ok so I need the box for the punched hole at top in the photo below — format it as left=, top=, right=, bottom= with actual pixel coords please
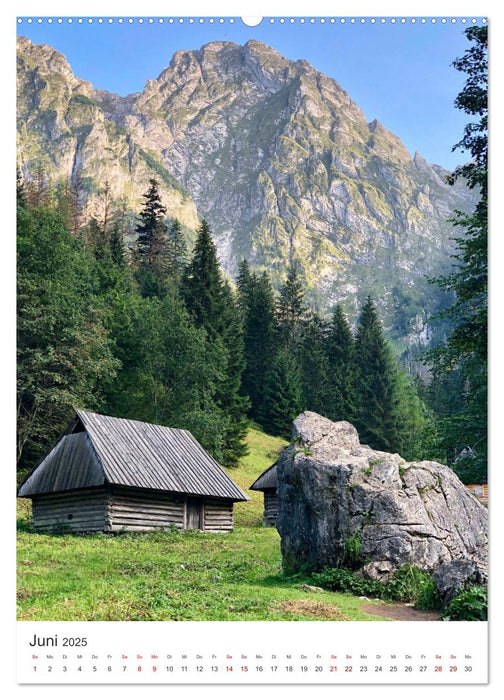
left=241, top=17, right=263, bottom=26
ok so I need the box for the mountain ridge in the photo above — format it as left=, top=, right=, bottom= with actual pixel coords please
left=16, top=35, right=475, bottom=336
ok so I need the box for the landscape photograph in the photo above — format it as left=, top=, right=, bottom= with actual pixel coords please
left=16, top=16, right=488, bottom=623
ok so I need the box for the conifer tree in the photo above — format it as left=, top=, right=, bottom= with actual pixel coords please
left=16, top=167, right=26, bottom=207
left=240, top=269, right=277, bottom=420
left=276, top=264, right=307, bottom=346
left=326, top=304, right=356, bottom=422
left=236, top=258, right=253, bottom=311
left=109, top=220, right=126, bottom=268
left=354, top=296, right=402, bottom=452
left=183, top=219, right=224, bottom=337
left=135, top=178, right=168, bottom=268
left=425, top=26, right=487, bottom=480
left=260, top=348, right=303, bottom=440
left=183, top=219, right=248, bottom=465
left=135, top=179, right=169, bottom=297
left=297, top=312, right=331, bottom=415
left=165, top=218, right=187, bottom=285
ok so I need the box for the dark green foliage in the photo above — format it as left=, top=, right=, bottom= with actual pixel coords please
left=102, top=290, right=233, bottom=463
left=183, top=219, right=225, bottom=338
left=17, top=204, right=119, bottom=470
left=260, top=348, right=303, bottom=440
left=311, top=565, right=440, bottom=607
left=425, top=26, right=487, bottom=481
left=297, top=313, right=331, bottom=415
left=342, top=533, right=362, bottom=569
left=16, top=167, right=26, bottom=206
left=353, top=296, right=402, bottom=451
left=239, top=268, right=277, bottom=421
left=109, top=220, right=126, bottom=267
left=183, top=220, right=249, bottom=465
left=236, top=258, right=253, bottom=308
left=443, top=585, right=487, bottom=621
left=165, top=218, right=187, bottom=285
left=276, top=264, right=307, bottom=346
left=326, top=304, right=356, bottom=422
left=135, top=179, right=169, bottom=297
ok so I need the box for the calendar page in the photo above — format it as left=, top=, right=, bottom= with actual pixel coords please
left=13, top=1, right=490, bottom=691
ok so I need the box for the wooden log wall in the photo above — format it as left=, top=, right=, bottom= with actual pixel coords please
left=263, top=491, right=278, bottom=526
left=31, top=488, right=236, bottom=533
left=108, top=487, right=185, bottom=532
left=32, top=489, right=109, bottom=532
left=203, top=498, right=234, bottom=532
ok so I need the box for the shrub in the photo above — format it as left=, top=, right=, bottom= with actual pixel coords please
left=444, top=586, right=488, bottom=621
left=342, top=533, right=362, bottom=569
left=311, top=564, right=441, bottom=608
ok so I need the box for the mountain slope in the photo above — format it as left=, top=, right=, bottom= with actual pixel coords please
left=17, top=35, right=475, bottom=334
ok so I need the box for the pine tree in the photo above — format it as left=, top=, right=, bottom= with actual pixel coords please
left=326, top=304, right=356, bottom=422
left=260, top=348, right=303, bottom=440
left=354, top=296, right=402, bottom=452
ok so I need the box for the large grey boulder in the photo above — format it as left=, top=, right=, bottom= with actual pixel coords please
left=276, top=412, right=488, bottom=583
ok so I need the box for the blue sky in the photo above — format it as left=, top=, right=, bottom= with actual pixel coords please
left=17, top=16, right=486, bottom=170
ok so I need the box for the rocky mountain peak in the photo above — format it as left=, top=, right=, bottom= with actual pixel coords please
left=17, top=35, right=477, bottom=335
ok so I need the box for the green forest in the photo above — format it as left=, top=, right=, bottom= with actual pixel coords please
left=16, top=26, right=487, bottom=486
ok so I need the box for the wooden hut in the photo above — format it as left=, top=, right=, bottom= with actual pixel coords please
left=18, top=410, right=248, bottom=533
left=250, top=462, right=279, bottom=526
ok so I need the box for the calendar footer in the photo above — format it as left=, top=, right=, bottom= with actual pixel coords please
left=17, top=620, right=488, bottom=684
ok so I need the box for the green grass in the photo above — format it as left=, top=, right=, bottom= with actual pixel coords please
left=16, top=426, right=389, bottom=622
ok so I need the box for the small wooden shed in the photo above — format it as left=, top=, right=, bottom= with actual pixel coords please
left=250, top=462, right=279, bottom=526
left=18, top=410, right=248, bottom=533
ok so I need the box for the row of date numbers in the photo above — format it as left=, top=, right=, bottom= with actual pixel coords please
left=32, top=664, right=474, bottom=673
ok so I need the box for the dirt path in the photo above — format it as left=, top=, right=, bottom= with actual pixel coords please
left=360, top=601, right=442, bottom=621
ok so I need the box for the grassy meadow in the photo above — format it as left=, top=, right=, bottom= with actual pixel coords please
left=16, top=427, right=390, bottom=622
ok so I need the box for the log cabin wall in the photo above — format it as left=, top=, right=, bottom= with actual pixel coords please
left=203, top=498, right=234, bottom=532
left=263, top=490, right=279, bottom=526
left=31, top=489, right=109, bottom=532
left=108, top=487, right=185, bottom=532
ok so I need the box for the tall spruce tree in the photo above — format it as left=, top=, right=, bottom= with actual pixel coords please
left=276, top=264, right=307, bottom=346
left=297, top=312, right=331, bottom=415
left=260, top=348, right=303, bottom=440
left=354, top=296, right=402, bottom=452
left=109, top=220, right=126, bottom=268
left=326, top=304, right=356, bottom=422
left=240, top=269, right=277, bottom=420
left=183, top=219, right=248, bottom=465
left=425, top=26, right=487, bottom=481
left=165, top=218, right=187, bottom=285
left=135, top=179, right=168, bottom=297
left=183, top=219, right=224, bottom=337
left=236, top=258, right=253, bottom=312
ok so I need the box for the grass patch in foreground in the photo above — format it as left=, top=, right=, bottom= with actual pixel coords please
left=17, top=523, right=385, bottom=622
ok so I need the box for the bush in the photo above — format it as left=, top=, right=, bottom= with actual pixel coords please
left=444, top=586, right=488, bottom=621
left=311, top=564, right=441, bottom=608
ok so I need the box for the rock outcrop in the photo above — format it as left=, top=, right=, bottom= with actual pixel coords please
left=276, top=412, right=488, bottom=583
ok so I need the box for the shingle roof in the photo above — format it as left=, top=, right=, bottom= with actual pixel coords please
left=18, top=411, right=248, bottom=501
left=249, top=462, right=278, bottom=491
